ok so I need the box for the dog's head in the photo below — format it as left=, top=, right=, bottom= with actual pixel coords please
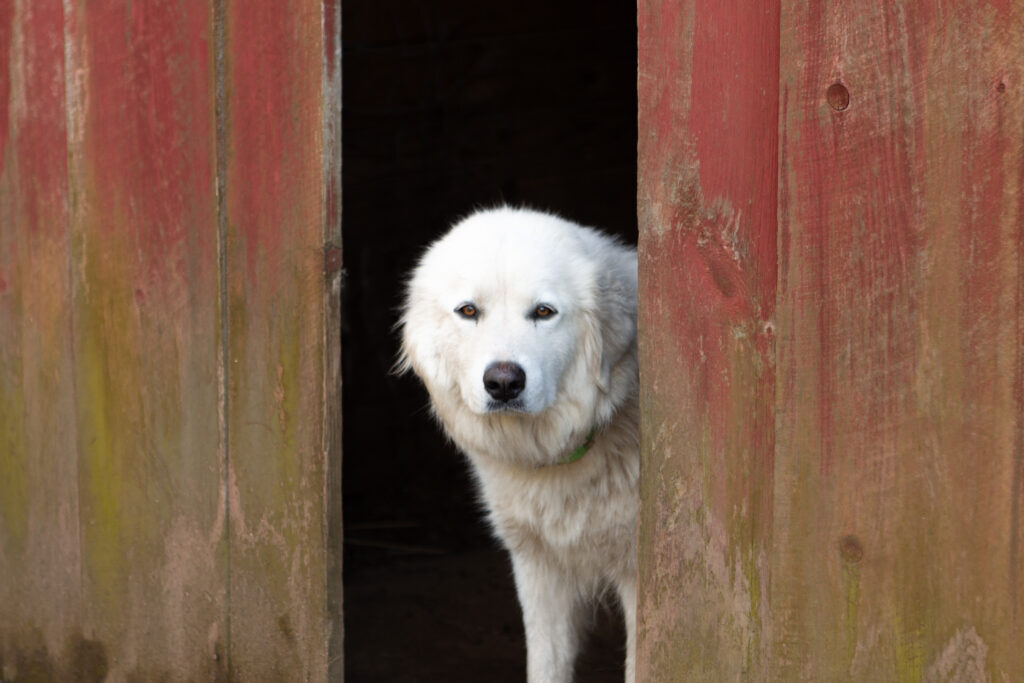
left=398, top=207, right=636, bottom=426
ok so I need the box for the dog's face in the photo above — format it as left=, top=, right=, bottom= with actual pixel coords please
left=431, top=255, right=580, bottom=416
left=400, top=211, right=597, bottom=416
left=398, top=208, right=637, bottom=465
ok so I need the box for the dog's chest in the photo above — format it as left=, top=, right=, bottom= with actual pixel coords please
left=477, top=465, right=637, bottom=577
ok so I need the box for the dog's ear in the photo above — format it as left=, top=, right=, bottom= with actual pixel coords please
left=585, top=251, right=637, bottom=392
left=392, top=308, right=442, bottom=382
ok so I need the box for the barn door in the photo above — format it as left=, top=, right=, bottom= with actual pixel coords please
left=0, top=1, right=342, bottom=679
left=638, top=1, right=1024, bottom=679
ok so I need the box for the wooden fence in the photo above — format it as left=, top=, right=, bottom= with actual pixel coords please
left=638, top=0, right=1023, bottom=679
left=0, top=1, right=341, bottom=680
left=4, top=0, right=1023, bottom=680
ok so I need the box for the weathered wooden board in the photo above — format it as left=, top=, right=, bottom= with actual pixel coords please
left=0, top=1, right=85, bottom=677
left=0, top=2, right=224, bottom=678
left=773, top=1, right=1024, bottom=678
left=638, top=0, right=1024, bottom=679
left=67, top=1, right=227, bottom=677
left=0, top=1, right=341, bottom=679
left=637, top=0, right=780, bottom=679
left=222, top=0, right=342, bottom=678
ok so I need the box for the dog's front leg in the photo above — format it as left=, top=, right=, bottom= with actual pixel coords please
left=510, top=553, right=581, bottom=683
left=616, top=576, right=636, bottom=683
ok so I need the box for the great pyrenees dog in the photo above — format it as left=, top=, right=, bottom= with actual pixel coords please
left=397, top=206, right=638, bottom=682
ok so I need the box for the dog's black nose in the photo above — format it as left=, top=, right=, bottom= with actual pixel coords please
left=483, top=362, right=526, bottom=402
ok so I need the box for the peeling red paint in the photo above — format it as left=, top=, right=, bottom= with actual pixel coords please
left=641, top=0, right=1024, bottom=679
left=787, top=2, right=925, bottom=478
left=11, top=1, right=67, bottom=239
left=638, top=0, right=778, bottom=678
left=0, top=0, right=225, bottom=678
left=772, top=1, right=1024, bottom=679
left=690, top=0, right=780, bottom=299
left=227, top=1, right=321, bottom=287
left=3, top=1, right=339, bottom=679
left=1, top=0, right=78, bottom=675
left=223, top=1, right=335, bottom=678
left=81, top=1, right=214, bottom=281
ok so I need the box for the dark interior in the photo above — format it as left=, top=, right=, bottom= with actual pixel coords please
left=342, top=2, right=637, bottom=679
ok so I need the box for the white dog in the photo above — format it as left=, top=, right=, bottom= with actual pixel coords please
left=397, top=207, right=638, bottom=682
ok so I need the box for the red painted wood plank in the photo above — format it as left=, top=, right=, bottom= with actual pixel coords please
left=637, top=0, right=780, bottom=677
left=0, top=1, right=82, bottom=672
left=1, top=1, right=226, bottom=677
left=61, top=1, right=225, bottom=678
left=222, top=0, right=340, bottom=677
left=774, top=1, right=1024, bottom=677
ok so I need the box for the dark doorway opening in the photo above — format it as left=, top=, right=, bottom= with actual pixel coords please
left=342, top=2, right=637, bottom=679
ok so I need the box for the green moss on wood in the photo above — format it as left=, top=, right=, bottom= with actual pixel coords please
left=0, top=359, right=29, bottom=552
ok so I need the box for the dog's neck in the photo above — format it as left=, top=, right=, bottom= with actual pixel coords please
left=559, top=428, right=596, bottom=465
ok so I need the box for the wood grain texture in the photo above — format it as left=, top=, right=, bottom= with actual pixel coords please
left=1, top=2, right=225, bottom=678
left=637, top=0, right=780, bottom=678
left=0, top=1, right=341, bottom=678
left=639, top=0, right=1024, bottom=679
left=222, top=0, right=339, bottom=678
left=774, top=1, right=1024, bottom=678
left=0, top=1, right=84, bottom=676
left=65, top=2, right=224, bottom=677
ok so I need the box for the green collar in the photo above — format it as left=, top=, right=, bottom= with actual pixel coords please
left=561, top=429, right=596, bottom=464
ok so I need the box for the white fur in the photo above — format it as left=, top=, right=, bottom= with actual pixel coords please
left=398, top=207, right=638, bottom=683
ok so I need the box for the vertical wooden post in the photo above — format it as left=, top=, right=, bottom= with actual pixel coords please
left=0, top=1, right=91, bottom=674
left=639, top=0, right=1024, bottom=679
left=637, top=0, right=780, bottom=678
left=222, top=0, right=342, bottom=678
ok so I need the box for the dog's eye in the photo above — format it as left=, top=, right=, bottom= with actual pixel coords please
left=531, top=304, right=557, bottom=320
left=455, top=303, right=478, bottom=319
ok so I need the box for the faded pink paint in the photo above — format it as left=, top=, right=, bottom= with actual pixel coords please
left=227, top=1, right=317, bottom=286
left=81, top=1, right=214, bottom=280
left=12, top=2, right=66, bottom=243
